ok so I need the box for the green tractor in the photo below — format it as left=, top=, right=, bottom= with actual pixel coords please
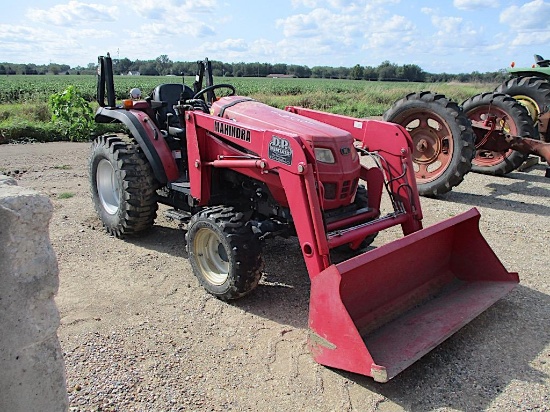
left=496, top=54, right=550, bottom=144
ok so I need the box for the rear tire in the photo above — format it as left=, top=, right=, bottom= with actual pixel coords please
left=495, top=76, right=550, bottom=142
left=186, top=206, right=263, bottom=300
left=462, top=92, right=539, bottom=175
left=89, top=134, right=159, bottom=237
left=383, top=92, right=475, bottom=196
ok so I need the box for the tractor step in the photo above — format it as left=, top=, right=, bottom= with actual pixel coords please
left=168, top=181, right=191, bottom=193
left=165, top=208, right=192, bottom=224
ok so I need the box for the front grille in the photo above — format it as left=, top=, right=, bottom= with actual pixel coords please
left=340, top=179, right=358, bottom=199
left=324, top=183, right=337, bottom=200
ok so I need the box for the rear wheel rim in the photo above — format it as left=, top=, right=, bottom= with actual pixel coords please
left=193, top=228, right=229, bottom=285
left=513, top=94, right=540, bottom=122
left=97, top=159, right=120, bottom=215
left=396, top=109, right=454, bottom=183
left=467, top=108, right=516, bottom=167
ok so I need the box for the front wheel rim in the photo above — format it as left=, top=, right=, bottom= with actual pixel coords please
left=193, top=228, right=229, bottom=285
left=96, top=159, right=120, bottom=215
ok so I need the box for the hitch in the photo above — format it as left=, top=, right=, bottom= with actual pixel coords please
left=471, top=118, right=550, bottom=165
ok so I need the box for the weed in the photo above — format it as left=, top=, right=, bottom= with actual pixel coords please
left=58, top=192, right=75, bottom=199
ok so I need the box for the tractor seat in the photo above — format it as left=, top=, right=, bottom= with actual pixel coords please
left=534, top=54, right=550, bottom=67
left=151, top=83, right=194, bottom=127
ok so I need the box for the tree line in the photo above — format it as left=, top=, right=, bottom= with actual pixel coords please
left=0, top=55, right=508, bottom=83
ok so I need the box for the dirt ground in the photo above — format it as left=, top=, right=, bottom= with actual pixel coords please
left=1, top=141, right=549, bottom=411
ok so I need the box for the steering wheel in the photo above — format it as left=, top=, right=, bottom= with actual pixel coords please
left=192, top=84, right=236, bottom=101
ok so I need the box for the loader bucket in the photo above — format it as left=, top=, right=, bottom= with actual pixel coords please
left=308, top=208, right=519, bottom=383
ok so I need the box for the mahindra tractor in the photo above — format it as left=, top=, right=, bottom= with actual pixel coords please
left=91, top=54, right=518, bottom=382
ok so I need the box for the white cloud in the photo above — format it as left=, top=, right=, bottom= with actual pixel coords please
left=203, top=38, right=249, bottom=53
left=363, top=15, right=416, bottom=49
left=275, top=2, right=418, bottom=66
left=429, top=8, right=482, bottom=41
left=26, top=1, right=117, bottom=26
left=291, top=0, right=319, bottom=7
left=500, top=0, right=550, bottom=49
left=454, top=0, right=499, bottom=10
left=500, top=0, right=550, bottom=30
left=276, top=10, right=325, bottom=38
left=119, top=0, right=217, bottom=20
left=0, top=23, right=82, bottom=63
left=510, top=30, right=550, bottom=46
left=116, top=0, right=217, bottom=37
left=134, top=21, right=214, bottom=38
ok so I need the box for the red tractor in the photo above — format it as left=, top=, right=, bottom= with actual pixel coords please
left=383, top=91, right=550, bottom=196
left=91, top=54, right=518, bottom=382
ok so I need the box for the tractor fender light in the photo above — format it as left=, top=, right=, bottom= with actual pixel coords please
left=122, top=99, right=133, bottom=109
left=511, top=61, right=515, bottom=68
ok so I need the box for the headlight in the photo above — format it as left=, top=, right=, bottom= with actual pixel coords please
left=315, top=148, right=335, bottom=164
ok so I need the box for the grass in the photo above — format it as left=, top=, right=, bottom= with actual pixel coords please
left=0, top=75, right=498, bottom=143
left=57, top=192, right=75, bottom=199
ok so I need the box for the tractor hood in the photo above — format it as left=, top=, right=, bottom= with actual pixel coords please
left=211, top=96, right=360, bottom=210
left=211, top=96, right=352, bottom=145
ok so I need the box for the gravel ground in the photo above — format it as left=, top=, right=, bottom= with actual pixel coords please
left=0, top=141, right=549, bottom=412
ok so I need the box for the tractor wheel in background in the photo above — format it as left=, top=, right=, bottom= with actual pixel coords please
left=383, top=91, right=475, bottom=197
left=186, top=206, right=263, bottom=301
left=462, top=92, right=539, bottom=175
left=495, top=76, right=550, bottom=142
left=89, top=134, right=159, bottom=237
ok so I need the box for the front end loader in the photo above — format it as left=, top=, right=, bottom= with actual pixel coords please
left=91, top=54, right=519, bottom=382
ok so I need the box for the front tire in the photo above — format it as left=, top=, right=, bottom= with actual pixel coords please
left=462, top=92, right=539, bottom=175
left=186, top=206, right=263, bottom=300
left=89, top=134, right=159, bottom=237
left=383, top=92, right=475, bottom=196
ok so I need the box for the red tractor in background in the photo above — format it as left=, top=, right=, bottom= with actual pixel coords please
left=383, top=90, right=550, bottom=196
left=90, top=54, right=518, bottom=382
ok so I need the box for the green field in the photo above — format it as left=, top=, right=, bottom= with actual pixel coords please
left=0, top=74, right=496, bottom=142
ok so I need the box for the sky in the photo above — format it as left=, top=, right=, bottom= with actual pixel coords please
left=1, top=0, right=550, bottom=74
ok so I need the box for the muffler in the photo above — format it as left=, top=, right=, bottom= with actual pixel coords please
left=308, top=208, right=519, bottom=382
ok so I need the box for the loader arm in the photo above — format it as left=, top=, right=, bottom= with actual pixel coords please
left=286, top=106, right=423, bottom=233
left=184, top=109, right=425, bottom=277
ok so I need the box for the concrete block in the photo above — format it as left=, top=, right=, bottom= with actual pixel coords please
left=0, top=176, right=68, bottom=412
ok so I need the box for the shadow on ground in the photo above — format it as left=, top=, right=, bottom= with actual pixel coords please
left=439, top=167, right=550, bottom=216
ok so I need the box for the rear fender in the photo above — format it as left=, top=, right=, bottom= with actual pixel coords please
left=95, top=107, right=179, bottom=183
left=508, top=67, right=550, bottom=79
